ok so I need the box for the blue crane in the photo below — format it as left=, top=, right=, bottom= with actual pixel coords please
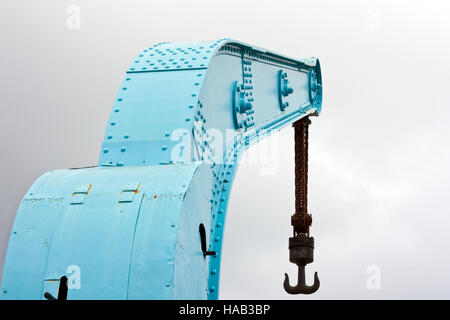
left=1, top=39, right=323, bottom=299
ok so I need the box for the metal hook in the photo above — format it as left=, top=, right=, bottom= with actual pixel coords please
left=44, top=276, right=68, bottom=300
left=284, top=264, right=320, bottom=295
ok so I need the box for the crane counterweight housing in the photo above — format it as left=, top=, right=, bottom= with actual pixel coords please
left=1, top=39, right=323, bottom=300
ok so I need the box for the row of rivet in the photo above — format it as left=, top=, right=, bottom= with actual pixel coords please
left=207, top=135, right=248, bottom=295
left=241, top=57, right=255, bottom=129
left=128, top=39, right=230, bottom=72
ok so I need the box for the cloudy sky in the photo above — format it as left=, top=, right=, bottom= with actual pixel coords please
left=1, top=0, right=449, bottom=299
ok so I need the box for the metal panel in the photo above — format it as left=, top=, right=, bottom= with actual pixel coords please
left=43, top=191, right=144, bottom=299
left=0, top=194, right=65, bottom=298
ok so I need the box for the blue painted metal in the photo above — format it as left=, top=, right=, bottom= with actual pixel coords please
left=1, top=39, right=322, bottom=300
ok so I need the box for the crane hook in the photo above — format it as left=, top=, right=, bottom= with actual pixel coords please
left=284, top=264, right=320, bottom=295
left=283, top=235, right=320, bottom=295
left=284, top=118, right=320, bottom=295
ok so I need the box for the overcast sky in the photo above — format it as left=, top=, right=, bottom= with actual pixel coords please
left=1, top=0, right=450, bottom=299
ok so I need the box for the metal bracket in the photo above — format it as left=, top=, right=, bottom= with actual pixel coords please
left=309, top=68, right=322, bottom=110
left=278, top=69, right=294, bottom=111
left=232, top=81, right=254, bottom=130
left=232, top=57, right=256, bottom=131
left=119, top=183, right=141, bottom=203
left=70, top=184, right=92, bottom=205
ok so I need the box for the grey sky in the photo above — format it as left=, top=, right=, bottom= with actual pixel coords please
left=1, top=0, right=449, bottom=299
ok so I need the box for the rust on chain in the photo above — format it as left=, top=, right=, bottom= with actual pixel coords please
left=284, top=116, right=320, bottom=295
left=291, top=117, right=312, bottom=237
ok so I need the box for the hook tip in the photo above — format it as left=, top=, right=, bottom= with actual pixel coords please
left=313, top=271, right=320, bottom=286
